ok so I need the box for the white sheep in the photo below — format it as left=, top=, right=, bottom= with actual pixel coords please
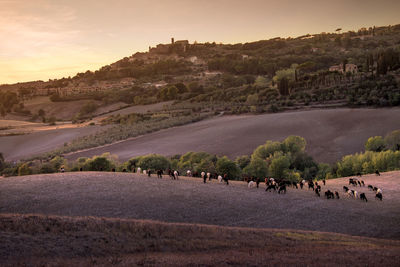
left=248, top=181, right=255, bottom=188
left=137, top=167, right=141, bottom=173
left=376, top=188, right=382, bottom=194
left=186, top=170, right=192, bottom=177
left=207, top=172, right=211, bottom=180
left=174, top=170, right=179, bottom=179
left=218, top=175, right=223, bottom=183
left=201, top=171, right=205, bottom=179
left=143, top=169, right=147, bottom=175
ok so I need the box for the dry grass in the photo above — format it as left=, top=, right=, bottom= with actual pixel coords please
left=1, top=213, right=399, bottom=266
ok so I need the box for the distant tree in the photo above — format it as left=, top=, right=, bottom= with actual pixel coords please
left=365, top=136, right=385, bottom=152
left=18, top=163, right=31, bottom=176
left=216, top=156, right=241, bottom=180
left=268, top=153, right=290, bottom=179
left=384, top=130, right=400, bottom=151
left=243, top=157, right=268, bottom=178
left=137, top=154, right=171, bottom=170
left=235, top=155, right=251, bottom=170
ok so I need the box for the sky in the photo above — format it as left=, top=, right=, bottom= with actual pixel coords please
left=1, top=0, right=399, bottom=84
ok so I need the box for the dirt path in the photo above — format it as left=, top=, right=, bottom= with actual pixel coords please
left=1, top=171, right=399, bottom=239
left=65, top=107, right=400, bottom=163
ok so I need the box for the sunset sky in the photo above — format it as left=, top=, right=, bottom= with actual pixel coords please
left=1, top=0, right=399, bottom=84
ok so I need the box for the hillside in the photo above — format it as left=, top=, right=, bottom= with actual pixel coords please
left=1, top=213, right=399, bottom=266
left=1, top=24, right=400, bottom=123
left=1, top=171, right=399, bottom=239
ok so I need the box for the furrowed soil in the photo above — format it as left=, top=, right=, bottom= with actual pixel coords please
left=64, top=107, right=400, bottom=163
left=0, top=171, right=399, bottom=266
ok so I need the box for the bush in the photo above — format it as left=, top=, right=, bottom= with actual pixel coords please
left=18, top=163, right=32, bottom=176
left=216, top=156, right=241, bottom=180
left=365, top=136, right=385, bottom=152
left=82, top=156, right=115, bottom=171
left=137, top=154, right=170, bottom=170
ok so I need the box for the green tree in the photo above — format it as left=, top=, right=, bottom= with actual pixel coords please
left=384, top=130, right=400, bottom=151
left=137, top=154, right=171, bottom=170
left=235, top=155, right=251, bottom=170
left=365, top=136, right=385, bottom=152
left=268, top=153, right=290, bottom=179
left=216, top=156, right=241, bottom=180
left=243, top=157, right=268, bottom=178
left=282, top=136, right=306, bottom=154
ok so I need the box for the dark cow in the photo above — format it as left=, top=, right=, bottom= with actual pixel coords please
left=335, top=191, right=340, bottom=199
left=343, top=186, right=349, bottom=192
left=360, top=193, right=368, bottom=202
left=376, top=192, right=383, bottom=201
left=278, top=184, right=287, bottom=194
left=325, top=190, right=334, bottom=199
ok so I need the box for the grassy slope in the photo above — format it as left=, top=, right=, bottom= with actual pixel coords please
left=1, top=213, right=399, bottom=266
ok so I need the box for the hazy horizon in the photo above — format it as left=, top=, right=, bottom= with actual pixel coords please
left=1, top=0, right=400, bottom=84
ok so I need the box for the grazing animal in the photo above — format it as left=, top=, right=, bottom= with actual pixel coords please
left=292, top=181, right=298, bottom=189
left=137, top=167, right=141, bottom=173
left=343, top=186, right=349, bottom=192
left=376, top=192, right=383, bottom=201
left=299, top=181, right=304, bottom=189
left=278, top=184, right=286, bottom=194
left=322, top=179, right=326, bottom=186
left=356, top=172, right=362, bottom=177
left=218, top=175, right=223, bottom=183
left=346, top=190, right=353, bottom=198
left=315, top=188, right=320, bottom=197
left=266, top=184, right=277, bottom=192
left=174, top=170, right=179, bottom=180
left=308, top=181, right=315, bottom=191
left=361, top=180, right=365, bottom=186
left=335, top=191, right=340, bottom=199
left=368, top=185, right=373, bottom=190
left=248, top=181, right=255, bottom=188
left=357, top=181, right=362, bottom=187
left=376, top=188, right=382, bottom=194
left=373, top=187, right=378, bottom=192
left=325, top=190, right=334, bottom=199
left=375, top=170, right=380, bottom=176
left=186, top=170, right=192, bottom=177
left=360, top=193, right=368, bottom=202
left=316, top=185, right=321, bottom=191
left=349, top=178, right=358, bottom=186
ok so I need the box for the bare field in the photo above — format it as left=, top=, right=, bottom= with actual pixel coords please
left=1, top=213, right=399, bottom=266
left=0, top=125, right=106, bottom=160
left=65, top=107, right=400, bottom=163
left=1, top=171, right=399, bottom=240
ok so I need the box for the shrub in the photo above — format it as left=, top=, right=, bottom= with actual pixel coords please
left=365, top=136, right=385, bottom=152
left=137, top=154, right=170, bottom=170
left=82, top=156, right=115, bottom=171
left=18, top=163, right=32, bottom=176
left=216, top=156, right=241, bottom=180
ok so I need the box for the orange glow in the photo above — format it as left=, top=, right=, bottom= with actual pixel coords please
left=1, top=0, right=399, bottom=84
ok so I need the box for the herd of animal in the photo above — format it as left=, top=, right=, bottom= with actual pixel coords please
left=247, top=176, right=384, bottom=202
